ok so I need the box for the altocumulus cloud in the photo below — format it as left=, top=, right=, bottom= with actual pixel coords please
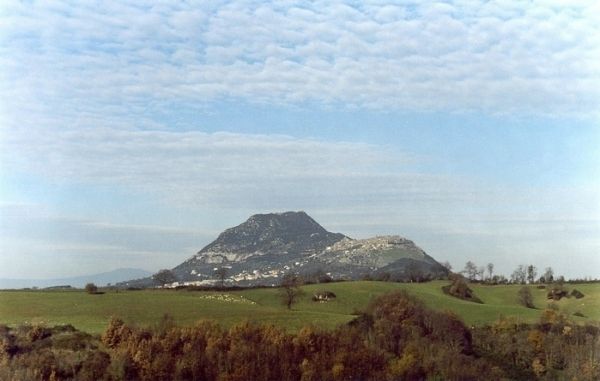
left=1, top=0, right=599, bottom=120
left=1, top=0, right=599, bottom=279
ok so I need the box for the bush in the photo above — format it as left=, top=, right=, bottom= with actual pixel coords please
left=78, top=350, right=111, bottom=381
left=570, top=289, right=584, bottom=299
left=518, top=286, right=535, bottom=308
left=52, top=331, right=94, bottom=351
left=442, top=275, right=483, bottom=303
left=312, top=291, right=336, bottom=302
left=28, top=325, right=52, bottom=342
left=547, top=286, right=568, bottom=300
left=85, top=283, right=98, bottom=294
left=573, top=311, right=585, bottom=317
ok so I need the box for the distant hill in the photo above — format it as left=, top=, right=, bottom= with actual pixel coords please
left=0, top=268, right=152, bottom=289
left=121, top=211, right=447, bottom=288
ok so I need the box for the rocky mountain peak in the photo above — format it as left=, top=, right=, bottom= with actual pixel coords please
left=127, top=211, right=448, bottom=288
left=197, top=211, right=346, bottom=256
left=243, top=211, right=327, bottom=235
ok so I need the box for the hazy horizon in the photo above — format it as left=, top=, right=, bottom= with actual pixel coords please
left=1, top=1, right=599, bottom=280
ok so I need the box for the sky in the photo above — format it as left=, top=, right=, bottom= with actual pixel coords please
left=1, top=0, right=599, bottom=280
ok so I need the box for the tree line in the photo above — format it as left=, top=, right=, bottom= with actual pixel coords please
left=446, top=261, right=591, bottom=285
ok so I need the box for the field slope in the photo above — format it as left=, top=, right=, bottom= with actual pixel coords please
left=1, top=281, right=598, bottom=334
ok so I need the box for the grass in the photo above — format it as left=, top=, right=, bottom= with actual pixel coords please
left=1, top=281, right=598, bottom=334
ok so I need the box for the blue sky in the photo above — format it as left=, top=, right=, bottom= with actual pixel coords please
left=1, top=0, right=599, bottom=279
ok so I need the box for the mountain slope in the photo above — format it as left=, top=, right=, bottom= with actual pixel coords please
left=159, top=211, right=447, bottom=287
left=193, top=211, right=346, bottom=263
left=170, top=211, right=347, bottom=284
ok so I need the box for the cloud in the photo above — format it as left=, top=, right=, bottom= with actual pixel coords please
left=1, top=125, right=449, bottom=211
left=1, top=0, right=599, bottom=278
left=1, top=0, right=598, bottom=121
left=2, top=125, right=598, bottom=279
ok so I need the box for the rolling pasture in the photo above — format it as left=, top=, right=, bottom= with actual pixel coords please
left=0, top=281, right=598, bottom=334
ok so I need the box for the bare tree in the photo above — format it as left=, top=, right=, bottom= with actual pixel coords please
left=279, top=273, right=305, bottom=310
left=487, top=263, right=494, bottom=281
left=527, top=265, right=537, bottom=284
left=153, top=269, right=177, bottom=286
left=543, top=267, right=554, bottom=283
left=511, top=265, right=527, bottom=284
left=477, top=267, right=485, bottom=282
left=462, top=261, right=478, bottom=281
left=214, top=267, right=228, bottom=288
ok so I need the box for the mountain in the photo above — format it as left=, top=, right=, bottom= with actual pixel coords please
left=118, top=211, right=447, bottom=288
left=0, top=268, right=152, bottom=289
left=186, top=211, right=346, bottom=264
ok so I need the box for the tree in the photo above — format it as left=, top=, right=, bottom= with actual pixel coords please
left=153, top=269, right=177, bottom=287
left=527, top=265, right=537, bottom=284
left=214, top=267, right=228, bottom=288
left=477, top=266, right=485, bottom=281
left=462, top=261, right=478, bottom=281
left=85, top=283, right=98, bottom=294
left=486, top=263, right=494, bottom=281
left=279, top=273, right=304, bottom=310
left=215, top=267, right=229, bottom=288
left=518, top=286, right=535, bottom=308
left=511, top=265, right=527, bottom=284
left=543, top=267, right=554, bottom=283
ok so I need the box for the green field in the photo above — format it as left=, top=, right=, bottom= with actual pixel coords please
left=1, top=281, right=598, bottom=334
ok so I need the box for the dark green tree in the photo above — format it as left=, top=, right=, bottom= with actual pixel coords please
left=152, top=269, right=177, bottom=287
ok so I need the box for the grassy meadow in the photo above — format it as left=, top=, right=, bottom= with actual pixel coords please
left=0, top=280, right=598, bottom=334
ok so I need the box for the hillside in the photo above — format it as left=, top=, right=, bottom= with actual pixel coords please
left=1, top=281, right=598, bottom=334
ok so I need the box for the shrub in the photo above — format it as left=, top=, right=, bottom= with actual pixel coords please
left=85, top=283, right=98, bottom=294
left=547, top=286, right=568, bottom=300
left=312, top=291, right=336, bottom=302
left=102, top=317, right=131, bottom=349
left=570, top=289, right=584, bottom=299
left=28, top=325, right=51, bottom=342
left=78, top=350, right=111, bottom=381
left=442, top=275, right=483, bottom=303
left=52, top=331, right=94, bottom=351
left=518, top=286, right=535, bottom=308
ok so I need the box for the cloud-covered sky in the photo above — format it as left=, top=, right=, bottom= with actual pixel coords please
left=1, top=0, right=599, bottom=279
